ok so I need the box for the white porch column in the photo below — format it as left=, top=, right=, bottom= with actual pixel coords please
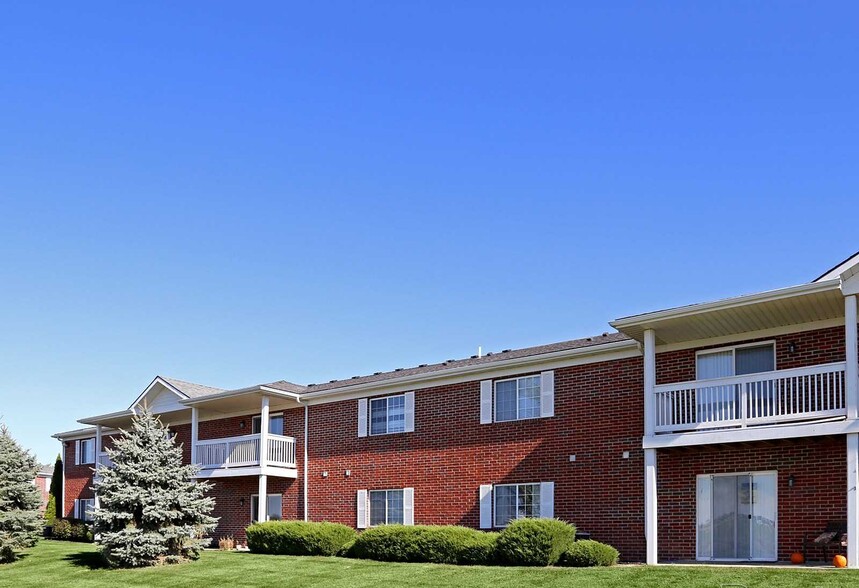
left=848, top=434, right=859, bottom=568
left=94, top=425, right=103, bottom=508
left=644, top=448, right=658, bottom=564
left=846, top=295, right=858, bottom=420
left=191, top=407, right=199, bottom=466
left=257, top=395, right=270, bottom=523
left=643, top=329, right=657, bottom=564
left=643, top=329, right=656, bottom=436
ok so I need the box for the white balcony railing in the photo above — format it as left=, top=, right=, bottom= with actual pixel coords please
left=195, top=433, right=297, bottom=469
left=97, top=452, right=114, bottom=469
left=653, top=362, right=848, bottom=434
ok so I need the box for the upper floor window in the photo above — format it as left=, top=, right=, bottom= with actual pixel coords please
left=75, top=438, right=96, bottom=465
left=252, top=414, right=284, bottom=436
left=494, top=376, right=541, bottom=422
left=697, top=342, right=775, bottom=380
left=370, top=395, right=405, bottom=435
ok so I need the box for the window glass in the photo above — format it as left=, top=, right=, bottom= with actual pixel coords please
left=495, top=380, right=518, bottom=422
left=387, top=396, right=405, bottom=434
left=494, top=483, right=540, bottom=527
left=370, top=398, right=388, bottom=435
left=80, top=439, right=96, bottom=464
left=494, top=485, right=517, bottom=527
left=251, top=494, right=282, bottom=522
left=369, top=490, right=405, bottom=525
left=518, top=377, right=541, bottom=419
left=369, top=490, right=387, bottom=526
left=370, top=396, right=406, bottom=435
left=252, top=415, right=284, bottom=436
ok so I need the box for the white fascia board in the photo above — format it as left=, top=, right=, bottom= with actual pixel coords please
left=53, top=426, right=120, bottom=441
left=77, top=409, right=135, bottom=426
left=300, top=340, right=640, bottom=404
left=611, top=280, right=841, bottom=330
left=178, top=386, right=303, bottom=406
left=643, top=418, right=859, bottom=449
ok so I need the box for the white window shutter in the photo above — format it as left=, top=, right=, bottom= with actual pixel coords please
left=404, top=392, right=415, bottom=433
left=357, top=399, right=368, bottom=438
left=480, top=380, right=493, bottom=424
left=73, top=499, right=80, bottom=520
left=479, top=484, right=493, bottom=529
left=357, top=489, right=368, bottom=529
left=540, top=370, right=555, bottom=418
left=74, top=440, right=81, bottom=465
left=540, top=482, right=554, bottom=519
left=403, top=487, right=414, bottom=526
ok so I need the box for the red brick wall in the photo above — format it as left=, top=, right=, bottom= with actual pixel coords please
left=657, top=436, right=847, bottom=562
left=63, top=440, right=95, bottom=517
left=307, top=358, right=648, bottom=562
left=656, top=326, right=847, bottom=385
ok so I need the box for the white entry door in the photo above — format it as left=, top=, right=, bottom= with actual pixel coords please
left=697, top=471, right=777, bottom=561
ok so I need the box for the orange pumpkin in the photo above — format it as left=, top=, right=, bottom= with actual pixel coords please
left=790, top=552, right=805, bottom=565
left=834, top=555, right=848, bottom=568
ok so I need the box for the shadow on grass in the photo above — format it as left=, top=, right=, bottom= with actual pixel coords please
left=63, top=550, right=109, bottom=570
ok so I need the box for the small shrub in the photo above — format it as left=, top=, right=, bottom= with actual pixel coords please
left=51, top=519, right=94, bottom=543
left=560, top=539, right=620, bottom=567
left=218, top=536, right=235, bottom=551
left=495, top=518, right=576, bottom=566
left=43, top=495, right=57, bottom=527
left=347, top=525, right=498, bottom=565
left=246, top=521, right=356, bottom=556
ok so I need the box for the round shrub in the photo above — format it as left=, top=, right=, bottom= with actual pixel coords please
left=246, top=521, right=356, bottom=556
left=347, top=525, right=498, bottom=565
left=495, top=518, right=576, bottom=566
left=560, top=540, right=620, bottom=567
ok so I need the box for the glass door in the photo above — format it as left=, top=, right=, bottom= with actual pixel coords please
left=697, top=472, right=777, bottom=561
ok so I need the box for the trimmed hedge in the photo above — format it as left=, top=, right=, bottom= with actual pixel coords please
left=346, top=525, right=499, bottom=565
left=495, top=518, right=576, bottom=566
left=560, top=539, right=620, bottom=567
left=51, top=519, right=94, bottom=543
left=246, top=521, right=356, bottom=556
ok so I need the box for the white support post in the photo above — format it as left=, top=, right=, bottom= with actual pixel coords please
left=849, top=434, right=859, bottom=568
left=643, top=329, right=656, bottom=436
left=644, top=448, right=658, bottom=565
left=191, top=407, right=199, bottom=466
left=94, top=425, right=102, bottom=508
left=257, top=474, right=268, bottom=523
left=259, top=396, right=270, bottom=470
left=846, top=295, right=858, bottom=420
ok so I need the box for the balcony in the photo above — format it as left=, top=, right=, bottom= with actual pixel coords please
left=652, top=362, right=848, bottom=434
left=194, top=433, right=297, bottom=478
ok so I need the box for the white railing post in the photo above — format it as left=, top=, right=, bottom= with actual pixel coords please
left=94, top=425, right=102, bottom=508
left=846, top=295, right=858, bottom=420
left=191, top=407, right=199, bottom=466
left=644, top=329, right=656, bottom=437
left=739, top=383, right=748, bottom=428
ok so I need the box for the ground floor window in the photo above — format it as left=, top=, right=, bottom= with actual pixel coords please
left=369, top=489, right=404, bottom=526
left=74, top=498, right=95, bottom=521
left=494, top=483, right=540, bottom=527
left=251, top=493, right=282, bottom=522
left=697, top=471, right=777, bottom=561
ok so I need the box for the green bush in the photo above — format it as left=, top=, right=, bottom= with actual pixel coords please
left=246, top=521, right=356, bottom=556
left=43, top=495, right=57, bottom=527
left=347, top=525, right=498, bottom=565
left=560, top=539, right=620, bottom=567
left=495, top=518, right=576, bottom=566
left=51, top=519, right=93, bottom=543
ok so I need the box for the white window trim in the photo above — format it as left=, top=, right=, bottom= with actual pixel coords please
left=77, top=438, right=96, bottom=465
left=492, top=482, right=542, bottom=528
left=494, top=375, right=542, bottom=423
left=369, top=395, right=406, bottom=436
left=252, top=413, right=284, bottom=435
left=368, top=488, right=406, bottom=526
left=695, top=341, right=777, bottom=379
left=250, top=493, right=283, bottom=523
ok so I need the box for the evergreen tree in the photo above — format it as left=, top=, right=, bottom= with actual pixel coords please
left=49, top=454, right=63, bottom=519
left=0, top=425, right=42, bottom=563
left=93, top=409, right=217, bottom=567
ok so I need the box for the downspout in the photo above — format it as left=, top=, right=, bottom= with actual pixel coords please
left=303, top=404, right=309, bottom=521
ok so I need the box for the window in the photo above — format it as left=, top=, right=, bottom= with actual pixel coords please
left=696, top=343, right=776, bottom=422
left=252, top=414, right=284, bottom=436
left=493, top=483, right=541, bottom=527
left=77, top=439, right=96, bottom=464
left=370, top=395, right=405, bottom=435
left=251, top=493, right=282, bottom=523
left=369, top=489, right=404, bottom=525
left=75, top=498, right=95, bottom=521
left=494, top=376, right=541, bottom=422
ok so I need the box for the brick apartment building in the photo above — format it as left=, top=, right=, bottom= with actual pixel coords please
left=54, top=251, right=859, bottom=565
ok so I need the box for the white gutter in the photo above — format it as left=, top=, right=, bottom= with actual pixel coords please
left=611, top=279, right=841, bottom=329
left=299, top=338, right=638, bottom=400
left=179, top=386, right=303, bottom=406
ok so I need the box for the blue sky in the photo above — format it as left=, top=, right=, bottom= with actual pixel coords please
left=1, top=2, right=857, bottom=462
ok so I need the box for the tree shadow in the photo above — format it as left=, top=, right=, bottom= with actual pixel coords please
left=63, top=550, right=109, bottom=570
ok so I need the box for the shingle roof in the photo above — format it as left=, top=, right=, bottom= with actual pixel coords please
left=161, top=377, right=226, bottom=399
left=279, top=331, right=631, bottom=394
left=264, top=380, right=308, bottom=394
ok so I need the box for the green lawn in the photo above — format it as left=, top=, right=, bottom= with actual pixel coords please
left=4, top=540, right=859, bottom=588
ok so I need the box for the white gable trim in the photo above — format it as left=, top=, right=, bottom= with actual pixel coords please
left=129, top=376, right=188, bottom=411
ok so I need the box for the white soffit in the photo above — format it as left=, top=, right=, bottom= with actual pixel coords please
left=610, top=280, right=844, bottom=345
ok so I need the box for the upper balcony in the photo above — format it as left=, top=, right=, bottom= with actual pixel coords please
left=195, top=432, right=296, bottom=473
left=652, top=362, right=847, bottom=434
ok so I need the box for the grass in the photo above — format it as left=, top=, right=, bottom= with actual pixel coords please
left=3, top=540, right=859, bottom=588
